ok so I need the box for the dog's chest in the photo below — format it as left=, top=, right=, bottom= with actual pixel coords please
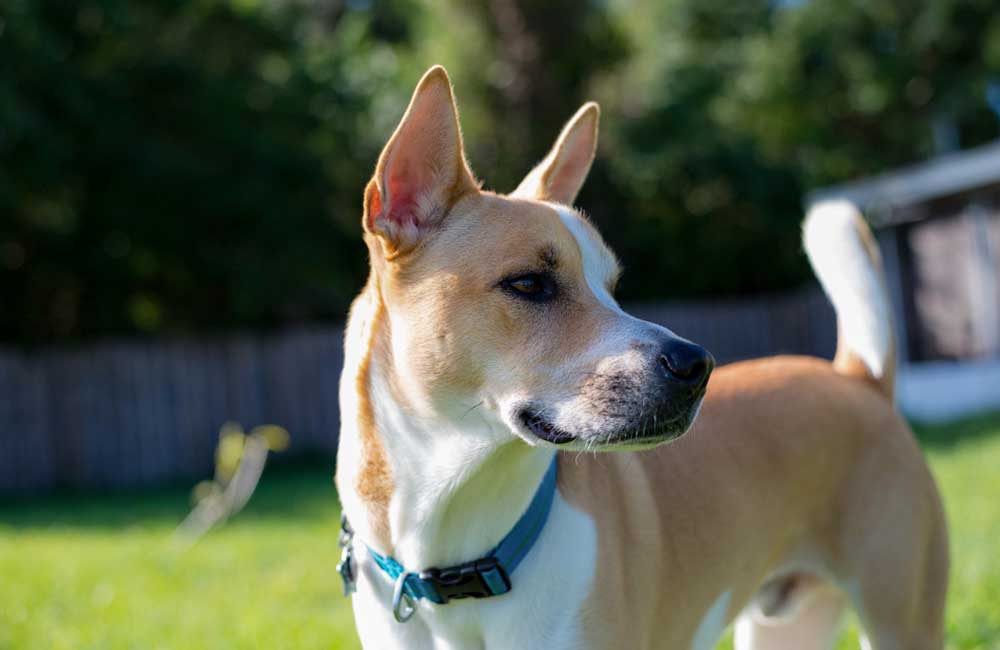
left=349, top=493, right=597, bottom=650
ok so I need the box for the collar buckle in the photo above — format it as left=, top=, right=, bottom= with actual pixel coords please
left=419, top=557, right=511, bottom=602
left=344, top=454, right=557, bottom=618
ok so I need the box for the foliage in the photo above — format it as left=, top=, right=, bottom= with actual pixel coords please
left=0, top=0, right=401, bottom=341
left=593, top=0, right=808, bottom=297
left=3, top=413, right=1000, bottom=648
left=2, top=0, right=999, bottom=342
left=592, top=0, right=1000, bottom=296
left=713, top=0, right=1000, bottom=185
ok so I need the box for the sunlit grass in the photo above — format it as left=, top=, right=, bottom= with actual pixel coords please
left=0, top=466, right=360, bottom=650
left=2, top=413, right=999, bottom=649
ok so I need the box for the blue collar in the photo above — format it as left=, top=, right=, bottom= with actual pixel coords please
left=338, top=454, right=559, bottom=622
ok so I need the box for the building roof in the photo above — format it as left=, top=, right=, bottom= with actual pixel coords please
left=806, top=139, right=1000, bottom=226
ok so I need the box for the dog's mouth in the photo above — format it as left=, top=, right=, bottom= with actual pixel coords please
left=518, top=409, right=576, bottom=445
left=517, top=391, right=706, bottom=449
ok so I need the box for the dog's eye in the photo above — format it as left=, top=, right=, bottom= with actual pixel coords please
left=509, top=276, right=542, bottom=294
left=501, top=273, right=556, bottom=302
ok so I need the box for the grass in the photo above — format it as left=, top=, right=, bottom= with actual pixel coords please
left=2, top=414, right=1000, bottom=650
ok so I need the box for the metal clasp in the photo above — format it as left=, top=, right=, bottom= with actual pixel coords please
left=336, top=544, right=356, bottom=596
left=392, top=573, right=416, bottom=623
left=337, top=513, right=356, bottom=596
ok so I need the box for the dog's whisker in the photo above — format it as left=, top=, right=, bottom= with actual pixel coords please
left=460, top=400, right=485, bottom=421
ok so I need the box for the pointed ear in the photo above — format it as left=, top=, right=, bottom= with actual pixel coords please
left=363, top=66, right=478, bottom=257
left=513, top=102, right=599, bottom=205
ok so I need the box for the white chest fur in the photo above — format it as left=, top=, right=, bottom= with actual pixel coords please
left=348, top=492, right=597, bottom=650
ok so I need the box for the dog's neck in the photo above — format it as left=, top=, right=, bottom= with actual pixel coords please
left=336, top=282, right=554, bottom=571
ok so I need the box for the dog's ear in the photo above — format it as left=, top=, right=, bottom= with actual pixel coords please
left=512, top=102, right=599, bottom=205
left=363, top=65, right=478, bottom=257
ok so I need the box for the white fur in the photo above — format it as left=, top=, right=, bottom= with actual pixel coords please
left=732, top=601, right=845, bottom=650
left=733, top=580, right=846, bottom=650
left=692, top=590, right=732, bottom=650
left=803, top=200, right=892, bottom=379
left=734, top=613, right=755, bottom=650
left=553, top=204, right=623, bottom=314
left=340, top=291, right=597, bottom=649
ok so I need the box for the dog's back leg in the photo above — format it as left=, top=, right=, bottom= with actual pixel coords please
left=839, top=456, right=948, bottom=650
left=843, top=517, right=949, bottom=650
left=733, top=579, right=846, bottom=650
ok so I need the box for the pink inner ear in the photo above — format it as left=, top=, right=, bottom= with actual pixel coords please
left=385, top=169, right=420, bottom=228
left=367, top=164, right=422, bottom=233
left=368, top=74, right=469, bottom=241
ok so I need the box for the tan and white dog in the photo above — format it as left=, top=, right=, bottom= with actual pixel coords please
left=335, top=66, right=948, bottom=650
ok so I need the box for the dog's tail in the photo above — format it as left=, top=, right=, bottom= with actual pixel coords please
left=803, top=200, right=895, bottom=400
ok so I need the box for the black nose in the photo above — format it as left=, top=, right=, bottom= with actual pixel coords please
left=658, top=339, right=714, bottom=386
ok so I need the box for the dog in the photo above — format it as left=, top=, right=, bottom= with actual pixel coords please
left=335, top=65, right=948, bottom=650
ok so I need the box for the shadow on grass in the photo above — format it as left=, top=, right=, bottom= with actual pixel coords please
left=912, top=411, right=1000, bottom=451
left=0, top=459, right=341, bottom=531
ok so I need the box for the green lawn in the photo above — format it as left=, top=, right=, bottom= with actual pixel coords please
left=2, top=414, right=999, bottom=650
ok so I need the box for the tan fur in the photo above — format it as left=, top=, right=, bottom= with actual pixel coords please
left=349, top=279, right=394, bottom=544
left=515, top=102, right=600, bottom=204
left=362, top=192, right=620, bottom=417
left=339, top=66, right=948, bottom=649
left=564, top=356, right=948, bottom=647
left=345, top=67, right=482, bottom=543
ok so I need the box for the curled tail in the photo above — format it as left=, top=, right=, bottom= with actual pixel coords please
left=803, top=200, right=895, bottom=400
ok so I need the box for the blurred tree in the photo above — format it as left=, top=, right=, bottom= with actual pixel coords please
left=401, top=0, right=813, bottom=300
left=0, top=0, right=408, bottom=342
left=2, top=0, right=999, bottom=342
left=589, top=0, right=808, bottom=298
left=411, top=0, right=630, bottom=193
left=715, top=0, right=1000, bottom=185
left=591, top=0, right=1000, bottom=300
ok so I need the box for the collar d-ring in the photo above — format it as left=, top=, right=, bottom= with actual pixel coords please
left=392, top=572, right=416, bottom=623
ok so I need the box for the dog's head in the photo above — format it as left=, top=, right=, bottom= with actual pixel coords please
left=361, top=66, right=712, bottom=451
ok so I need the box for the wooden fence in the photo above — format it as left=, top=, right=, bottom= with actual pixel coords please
left=0, top=287, right=836, bottom=494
